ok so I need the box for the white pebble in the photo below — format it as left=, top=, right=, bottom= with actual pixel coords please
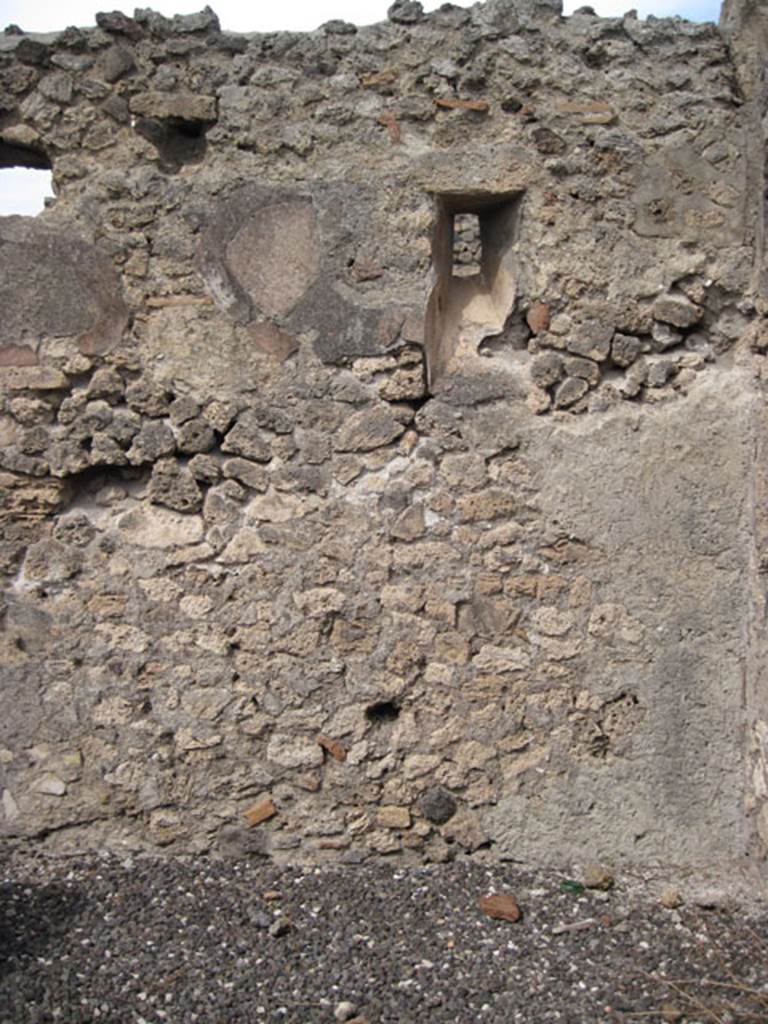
left=334, top=1001, right=357, bottom=1022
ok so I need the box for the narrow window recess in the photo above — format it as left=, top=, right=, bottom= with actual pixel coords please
left=0, top=139, right=53, bottom=216
left=425, top=191, right=522, bottom=389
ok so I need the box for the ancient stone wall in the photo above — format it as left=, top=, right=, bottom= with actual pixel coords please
left=1, top=0, right=767, bottom=870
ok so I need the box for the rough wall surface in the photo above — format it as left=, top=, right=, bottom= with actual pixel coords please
left=1, top=0, right=767, bottom=870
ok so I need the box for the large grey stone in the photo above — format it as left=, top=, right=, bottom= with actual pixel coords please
left=334, top=406, right=406, bottom=452
left=418, top=786, right=457, bottom=825
left=129, top=92, right=217, bottom=122
left=148, top=458, right=203, bottom=513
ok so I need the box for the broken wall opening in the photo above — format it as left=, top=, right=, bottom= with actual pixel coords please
left=0, top=138, right=53, bottom=216
left=425, top=192, right=521, bottom=389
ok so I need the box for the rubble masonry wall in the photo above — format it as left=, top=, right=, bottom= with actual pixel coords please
left=1, top=0, right=768, bottom=870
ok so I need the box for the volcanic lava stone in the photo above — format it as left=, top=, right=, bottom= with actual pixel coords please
left=418, top=786, right=457, bottom=824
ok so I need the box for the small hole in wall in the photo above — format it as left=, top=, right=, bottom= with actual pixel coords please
left=134, top=116, right=210, bottom=172
left=365, top=700, right=400, bottom=724
left=589, top=733, right=610, bottom=759
left=452, top=212, right=482, bottom=277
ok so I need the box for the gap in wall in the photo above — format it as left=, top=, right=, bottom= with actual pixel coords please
left=0, top=140, right=53, bottom=216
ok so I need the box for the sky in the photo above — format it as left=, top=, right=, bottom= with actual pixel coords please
left=1, top=0, right=723, bottom=215
left=0, top=0, right=723, bottom=33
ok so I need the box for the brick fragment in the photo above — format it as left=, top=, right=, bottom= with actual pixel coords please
left=435, top=97, right=490, bottom=113
left=362, top=68, right=398, bottom=88
left=478, top=893, right=522, bottom=923
left=0, top=344, right=37, bottom=367
left=244, top=798, right=277, bottom=827
left=556, top=99, right=615, bottom=124
left=527, top=301, right=550, bottom=335
left=377, top=112, right=402, bottom=144
left=317, top=734, right=347, bottom=762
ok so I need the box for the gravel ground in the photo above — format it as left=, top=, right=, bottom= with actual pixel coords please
left=1, top=852, right=767, bottom=1024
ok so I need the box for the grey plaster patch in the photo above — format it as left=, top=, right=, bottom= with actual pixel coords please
left=0, top=217, right=128, bottom=354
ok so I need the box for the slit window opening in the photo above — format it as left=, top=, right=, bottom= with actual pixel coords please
left=452, top=211, right=482, bottom=277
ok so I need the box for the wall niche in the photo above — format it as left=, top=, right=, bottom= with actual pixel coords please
left=425, top=191, right=522, bottom=389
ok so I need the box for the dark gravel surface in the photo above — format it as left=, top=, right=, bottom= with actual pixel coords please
left=1, top=853, right=767, bottom=1024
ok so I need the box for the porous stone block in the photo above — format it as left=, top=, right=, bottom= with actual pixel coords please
left=129, top=91, right=217, bottom=122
